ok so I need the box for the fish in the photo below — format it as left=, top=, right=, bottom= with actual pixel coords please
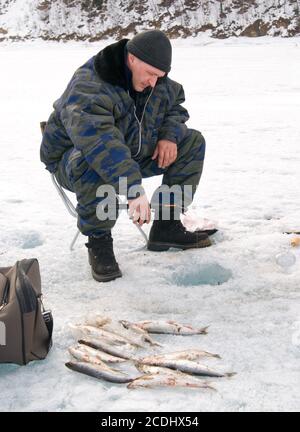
left=94, top=320, right=146, bottom=348
left=68, top=344, right=127, bottom=365
left=135, top=363, right=185, bottom=375
left=69, top=324, right=137, bottom=346
left=120, top=320, right=162, bottom=346
left=149, top=349, right=221, bottom=361
left=135, top=363, right=217, bottom=387
left=131, top=320, right=209, bottom=335
left=79, top=338, right=137, bottom=361
left=65, top=360, right=134, bottom=384
left=128, top=369, right=215, bottom=390
left=138, top=356, right=235, bottom=378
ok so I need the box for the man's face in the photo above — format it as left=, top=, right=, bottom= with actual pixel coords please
left=127, top=53, right=166, bottom=92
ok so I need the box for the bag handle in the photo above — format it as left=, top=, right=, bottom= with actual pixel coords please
left=40, top=295, right=53, bottom=344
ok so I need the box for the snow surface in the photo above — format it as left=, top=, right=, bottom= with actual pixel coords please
left=0, top=35, right=300, bottom=412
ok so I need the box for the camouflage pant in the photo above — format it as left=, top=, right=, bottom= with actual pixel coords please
left=55, top=128, right=206, bottom=236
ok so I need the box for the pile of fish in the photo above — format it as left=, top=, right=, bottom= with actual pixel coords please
left=66, top=316, right=235, bottom=390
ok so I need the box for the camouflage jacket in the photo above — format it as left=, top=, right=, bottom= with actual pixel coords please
left=40, top=39, right=190, bottom=193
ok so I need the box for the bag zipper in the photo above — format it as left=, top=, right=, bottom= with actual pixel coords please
left=13, top=262, right=26, bottom=364
left=0, top=279, right=9, bottom=311
left=17, top=259, right=38, bottom=313
left=15, top=260, right=38, bottom=365
left=16, top=271, right=37, bottom=314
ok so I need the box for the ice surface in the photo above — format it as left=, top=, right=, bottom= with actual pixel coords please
left=0, top=35, right=299, bottom=411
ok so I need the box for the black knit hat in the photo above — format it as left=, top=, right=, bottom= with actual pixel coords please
left=127, top=30, right=172, bottom=73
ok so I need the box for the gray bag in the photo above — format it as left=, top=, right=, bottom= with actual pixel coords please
left=0, top=258, right=53, bottom=365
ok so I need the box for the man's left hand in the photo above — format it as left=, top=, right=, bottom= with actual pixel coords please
left=152, top=139, right=177, bottom=168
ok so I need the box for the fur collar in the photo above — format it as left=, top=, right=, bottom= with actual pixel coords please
left=94, top=39, right=129, bottom=89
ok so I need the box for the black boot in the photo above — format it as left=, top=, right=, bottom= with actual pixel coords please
left=148, top=217, right=212, bottom=251
left=85, top=233, right=122, bottom=282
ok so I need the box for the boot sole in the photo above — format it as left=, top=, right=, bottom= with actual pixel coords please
left=147, top=237, right=212, bottom=251
left=199, top=228, right=218, bottom=236
left=91, top=268, right=122, bottom=282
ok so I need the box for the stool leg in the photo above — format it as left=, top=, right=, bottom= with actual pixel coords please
left=70, top=229, right=81, bottom=251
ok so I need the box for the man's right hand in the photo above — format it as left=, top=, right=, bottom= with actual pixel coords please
left=128, top=195, right=151, bottom=226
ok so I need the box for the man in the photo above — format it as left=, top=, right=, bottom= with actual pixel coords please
left=40, top=30, right=215, bottom=283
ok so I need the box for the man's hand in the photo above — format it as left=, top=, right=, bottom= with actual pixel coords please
left=152, top=139, right=177, bottom=168
left=128, top=194, right=151, bottom=226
